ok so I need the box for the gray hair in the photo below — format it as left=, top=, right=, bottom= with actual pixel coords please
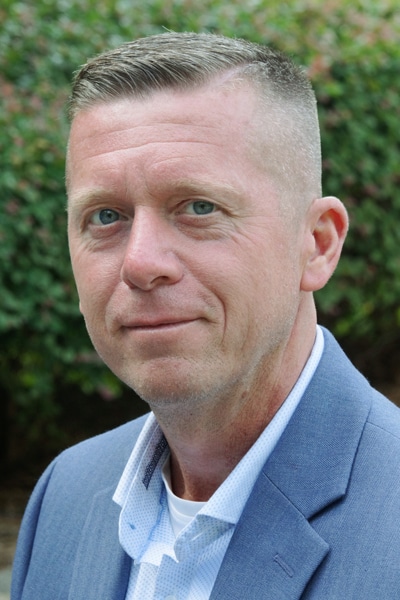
left=68, top=32, right=322, bottom=211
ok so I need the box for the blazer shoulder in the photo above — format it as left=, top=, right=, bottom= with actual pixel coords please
left=11, top=414, right=148, bottom=599
left=50, top=413, right=149, bottom=490
left=58, top=413, right=149, bottom=460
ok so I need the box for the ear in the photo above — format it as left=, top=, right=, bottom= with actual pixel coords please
left=300, top=196, right=348, bottom=292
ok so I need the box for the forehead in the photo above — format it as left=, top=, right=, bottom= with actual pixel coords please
left=67, top=84, right=262, bottom=172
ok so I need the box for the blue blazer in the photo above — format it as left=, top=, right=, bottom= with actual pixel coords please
left=11, top=329, right=400, bottom=599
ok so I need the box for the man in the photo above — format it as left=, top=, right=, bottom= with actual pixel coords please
left=11, top=32, right=400, bottom=599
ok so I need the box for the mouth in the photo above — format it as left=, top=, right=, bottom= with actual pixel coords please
left=124, top=318, right=198, bottom=330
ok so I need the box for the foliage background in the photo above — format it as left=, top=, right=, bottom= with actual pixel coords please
left=1, top=0, right=400, bottom=474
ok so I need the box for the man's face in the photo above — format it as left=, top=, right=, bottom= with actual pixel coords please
left=67, top=84, right=308, bottom=411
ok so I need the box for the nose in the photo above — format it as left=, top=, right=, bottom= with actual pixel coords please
left=120, top=209, right=184, bottom=291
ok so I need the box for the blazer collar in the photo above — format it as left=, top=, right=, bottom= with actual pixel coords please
left=265, top=328, right=371, bottom=518
left=211, top=329, right=372, bottom=599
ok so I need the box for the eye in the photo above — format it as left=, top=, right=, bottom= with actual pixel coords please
left=90, top=208, right=121, bottom=226
left=185, top=200, right=216, bottom=215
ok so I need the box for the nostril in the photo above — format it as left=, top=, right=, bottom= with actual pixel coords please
left=120, top=250, right=183, bottom=291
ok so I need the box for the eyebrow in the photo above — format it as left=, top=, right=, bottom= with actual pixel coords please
left=164, top=178, right=244, bottom=201
left=67, top=188, right=118, bottom=210
left=67, top=178, right=244, bottom=209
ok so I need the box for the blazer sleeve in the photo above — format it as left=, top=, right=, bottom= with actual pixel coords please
left=11, top=459, right=57, bottom=600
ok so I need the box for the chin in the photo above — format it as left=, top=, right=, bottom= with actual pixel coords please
left=133, top=380, right=208, bottom=409
left=96, top=350, right=201, bottom=408
left=124, top=371, right=215, bottom=411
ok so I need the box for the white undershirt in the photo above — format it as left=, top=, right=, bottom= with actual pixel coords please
left=162, top=458, right=206, bottom=536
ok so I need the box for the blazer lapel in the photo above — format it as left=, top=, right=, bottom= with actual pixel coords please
left=211, top=329, right=371, bottom=599
left=69, top=485, right=131, bottom=600
left=210, top=473, right=329, bottom=600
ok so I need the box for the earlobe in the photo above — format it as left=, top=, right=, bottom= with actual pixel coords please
left=300, top=196, right=349, bottom=292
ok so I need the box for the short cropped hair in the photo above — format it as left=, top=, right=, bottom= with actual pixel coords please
left=68, top=32, right=322, bottom=211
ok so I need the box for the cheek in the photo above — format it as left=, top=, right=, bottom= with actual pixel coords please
left=206, top=259, right=262, bottom=334
left=73, top=253, right=118, bottom=320
left=224, top=246, right=300, bottom=321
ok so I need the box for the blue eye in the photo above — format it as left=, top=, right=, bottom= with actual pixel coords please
left=189, top=201, right=215, bottom=215
left=92, top=208, right=120, bottom=225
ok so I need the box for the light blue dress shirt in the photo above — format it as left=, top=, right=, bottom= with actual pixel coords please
left=113, top=326, right=324, bottom=600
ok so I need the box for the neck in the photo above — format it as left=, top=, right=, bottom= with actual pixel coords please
left=152, top=299, right=317, bottom=501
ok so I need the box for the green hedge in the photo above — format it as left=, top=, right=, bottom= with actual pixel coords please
left=1, top=0, right=399, bottom=463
